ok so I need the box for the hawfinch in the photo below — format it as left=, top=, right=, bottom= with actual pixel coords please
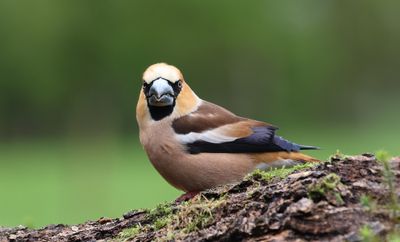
left=136, top=63, right=318, bottom=198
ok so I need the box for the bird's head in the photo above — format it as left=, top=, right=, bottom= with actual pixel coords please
left=142, top=63, right=183, bottom=107
left=138, top=63, right=200, bottom=121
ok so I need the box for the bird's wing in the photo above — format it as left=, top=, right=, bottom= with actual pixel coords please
left=172, top=101, right=315, bottom=154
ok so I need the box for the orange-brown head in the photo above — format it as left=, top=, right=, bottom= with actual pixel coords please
left=137, top=63, right=200, bottom=123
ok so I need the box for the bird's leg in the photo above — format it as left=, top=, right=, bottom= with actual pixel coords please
left=175, top=191, right=199, bottom=203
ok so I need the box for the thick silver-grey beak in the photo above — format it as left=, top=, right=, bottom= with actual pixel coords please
left=147, top=78, right=175, bottom=107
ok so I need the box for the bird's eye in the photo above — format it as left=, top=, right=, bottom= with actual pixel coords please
left=177, top=81, right=182, bottom=88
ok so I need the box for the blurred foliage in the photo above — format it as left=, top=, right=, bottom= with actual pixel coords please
left=0, top=0, right=399, bottom=227
left=0, top=0, right=399, bottom=138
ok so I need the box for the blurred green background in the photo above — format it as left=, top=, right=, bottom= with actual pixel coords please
left=0, top=1, right=399, bottom=228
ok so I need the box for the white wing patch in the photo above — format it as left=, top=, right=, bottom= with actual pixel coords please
left=175, top=129, right=237, bottom=144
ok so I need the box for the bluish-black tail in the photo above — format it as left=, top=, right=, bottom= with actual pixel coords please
left=299, top=144, right=319, bottom=150
left=273, top=135, right=319, bottom=152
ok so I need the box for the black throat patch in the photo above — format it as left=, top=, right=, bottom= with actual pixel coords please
left=144, top=78, right=182, bottom=121
left=148, top=102, right=175, bottom=121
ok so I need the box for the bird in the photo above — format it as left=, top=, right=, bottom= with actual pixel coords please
left=136, top=63, right=319, bottom=201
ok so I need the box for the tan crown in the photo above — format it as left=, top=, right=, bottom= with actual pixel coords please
left=142, top=63, right=183, bottom=84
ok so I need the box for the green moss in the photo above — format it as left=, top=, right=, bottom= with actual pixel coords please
left=322, top=173, right=341, bottom=189
left=149, top=202, right=173, bottom=219
left=116, top=196, right=226, bottom=241
left=359, top=224, right=400, bottom=242
left=308, top=173, right=344, bottom=205
left=244, top=162, right=319, bottom=203
left=153, top=215, right=173, bottom=230
left=309, top=173, right=341, bottom=195
left=376, top=149, right=391, bottom=163
left=147, top=202, right=175, bottom=231
left=165, top=231, right=175, bottom=240
left=375, top=150, right=399, bottom=218
left=387, top=232, right=400, bottom=242
left=117, top=225, right=141, bottom=241
left=334, top=192, right=344, bottom=205
left=358, top=225, right=400, bottom=242
left=179, top=196, right=225, bottom=233
left=329, top=149, right=346, bottom=161
left=357, top=150, right=400, bottom=241
left=114, top=202, right=175, bottom=241
left=360, top=195, right=377, bottom=212
left=248, top=162, right=317, bottom=182
left=359, top=225, right=380, bottom=242
left=376, top=150, right=394, bottom=195
left=183, top=211, right=212, bottom=233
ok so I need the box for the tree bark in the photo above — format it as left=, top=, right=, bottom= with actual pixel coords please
left=1, top=154, right=399, bottom=242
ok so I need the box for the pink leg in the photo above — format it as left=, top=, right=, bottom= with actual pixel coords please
left=175, top=191, right=199, bottom=203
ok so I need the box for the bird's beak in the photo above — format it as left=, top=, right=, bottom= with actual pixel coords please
left=147, top=78, right=175, bottom=107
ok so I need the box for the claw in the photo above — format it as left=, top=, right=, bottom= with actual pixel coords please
left=175, top=191, right=199, bottom=203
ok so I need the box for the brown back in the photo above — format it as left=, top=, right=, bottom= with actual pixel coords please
left=172, top=101, right=245, bottom=134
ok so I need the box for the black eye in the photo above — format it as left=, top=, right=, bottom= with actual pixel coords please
left=177, top=81, right=182, bottom=88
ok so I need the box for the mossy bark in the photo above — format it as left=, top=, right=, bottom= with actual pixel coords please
left=1, top=154, right=399, bottom=242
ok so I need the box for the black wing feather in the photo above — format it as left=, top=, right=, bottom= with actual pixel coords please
left=187, top=126, right=318, bottom=154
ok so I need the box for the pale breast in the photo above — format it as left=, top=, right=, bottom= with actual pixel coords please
left=139, top=117, right=258, bottom=192
left=139, top=119, right=190, bottom=190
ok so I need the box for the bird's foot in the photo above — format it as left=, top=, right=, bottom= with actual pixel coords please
left=175, top=191, right=199, bottom=203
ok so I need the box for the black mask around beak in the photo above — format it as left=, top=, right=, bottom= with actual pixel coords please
left=145, top=78, right=175, bottom=107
